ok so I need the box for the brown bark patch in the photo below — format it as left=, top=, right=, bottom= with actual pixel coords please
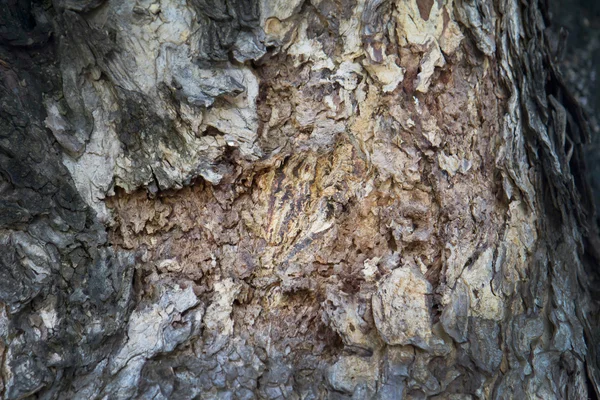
left=417, top=0, right=435, bottom=21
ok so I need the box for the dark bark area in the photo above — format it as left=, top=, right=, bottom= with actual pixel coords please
left=0, top=0, right=598, bottom=399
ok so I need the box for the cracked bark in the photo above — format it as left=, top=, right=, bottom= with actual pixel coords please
left=0, top=0, right=599, bottom=398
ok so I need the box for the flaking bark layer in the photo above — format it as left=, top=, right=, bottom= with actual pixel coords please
left=0, top=0, right=598, bottom=399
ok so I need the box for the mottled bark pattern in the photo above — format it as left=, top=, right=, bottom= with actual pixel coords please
left=0, top=0, right=598, bottom=399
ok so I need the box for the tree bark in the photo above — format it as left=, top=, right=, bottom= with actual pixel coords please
left=0, top=0, right=599, bottom=398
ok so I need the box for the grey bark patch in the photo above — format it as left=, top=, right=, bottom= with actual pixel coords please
left=454, top=0, right=496, bottom=56
left=464, top=318, right=502, bottom=374
left=441, top=281, right=470, bottom=343
left=372, top=266, right=433, bottom=348
left=56, top=0, right=106, bottom=13
left=190, top=0, right=261, bottom=62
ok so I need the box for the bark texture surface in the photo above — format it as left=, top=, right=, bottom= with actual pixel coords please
left=0, top=0, right=599, bottom=398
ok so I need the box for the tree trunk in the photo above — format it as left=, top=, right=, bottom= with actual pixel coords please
left=0, top=0, right=599, bottom=398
